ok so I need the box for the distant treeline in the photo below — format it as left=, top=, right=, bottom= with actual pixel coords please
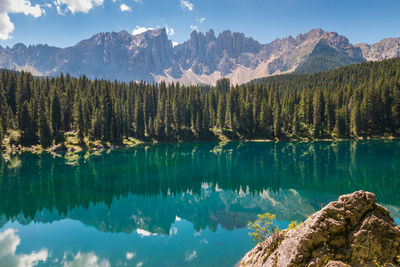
left=0, top=58, right=400, bottom=147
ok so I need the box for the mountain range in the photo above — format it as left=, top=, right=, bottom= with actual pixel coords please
left=0, top=28, right=399, bottom=85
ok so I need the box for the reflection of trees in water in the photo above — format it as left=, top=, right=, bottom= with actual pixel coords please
left=0, top=141, right=399, bottom=232
left=0, top=188, right=317, bottom=235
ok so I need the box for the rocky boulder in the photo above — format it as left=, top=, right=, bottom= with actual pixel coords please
left=240, top=190, right=400, bottom=267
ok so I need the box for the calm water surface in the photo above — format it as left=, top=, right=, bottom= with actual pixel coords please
left=0, top=141, right=399, bottom=266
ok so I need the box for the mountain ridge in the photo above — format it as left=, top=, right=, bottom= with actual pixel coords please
left=0, top=28, right=398, bottom=85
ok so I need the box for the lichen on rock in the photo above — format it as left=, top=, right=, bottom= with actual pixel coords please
left=240, top=190, right=400, bottom=267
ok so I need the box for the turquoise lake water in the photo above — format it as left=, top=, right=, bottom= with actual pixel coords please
left=0, top=141, right=399, bottom=266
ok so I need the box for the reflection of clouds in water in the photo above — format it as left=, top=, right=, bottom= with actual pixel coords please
left=0, top=228, right=48, bottom=267
left=136, top=261, right=143, bottom=267
left=0, top=229, right=111, bottom=267
left=184, top=250, right=197, bottom=262
left=175, top=216, right=181, bottom=222
left=63, top=252, right=110, bottom=267
left=169, top=227, right=178, bottom=235
left=384, top=204, right=400, bottom=219
left=200, top=238, right=208, bottom=244
left=136, top=229, right=157, bottom=238
left=126, top=252, right=136, bottom=260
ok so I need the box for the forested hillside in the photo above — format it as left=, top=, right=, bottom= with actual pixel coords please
left=0, top=58, right=399, bottom=148
left=294, top=40, right=365, bottom=74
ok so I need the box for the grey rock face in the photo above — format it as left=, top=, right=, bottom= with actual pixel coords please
left=240, top=190, right=400, bottom=267
left=356, top=38, right=400, bottom=61
left=0, top=29, right=177, bottom=82
left=57, top=29, right=177, bottom=82
left=174, top=29, right=263, bottom=76
left=0, top=28, right=398, bottom=85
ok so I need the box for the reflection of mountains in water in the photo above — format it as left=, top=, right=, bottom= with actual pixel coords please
left=0, top=141, right=399, bottom=233
left=0, top=188, right=328, bottom=234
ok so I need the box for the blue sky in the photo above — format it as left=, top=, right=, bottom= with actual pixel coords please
left=1, top=0, right=400, bottom=48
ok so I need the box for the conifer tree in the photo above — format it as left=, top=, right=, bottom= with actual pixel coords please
left=313, top=90, right=325, bottom=138
left=74, top=100, right=85, bottom=143
left=224, top=91, right=233, bottom=130
left=19, top=101, right=36, bottom=145
left=38, top=94, right=52, bottom=148
left=134, top=96, right=145, bottom=138
left=101, top=84, right=113, bottom=141
left=273, top=91, right=281, bottom=138
left=216, top=94, right=225, bottom=129
left=351, top=101, right=361, bottom=136
left=51, top=89, right=62, bottom=133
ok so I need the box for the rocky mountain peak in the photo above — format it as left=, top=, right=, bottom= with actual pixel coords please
left=205, top=29, right=216, bottom=40
left=0, top=28, right=398, bottom=85
left=302, top=28, right=326, bottom=38
left=12, top=43, right=27, bottom=50
left=141, top=28, right=167, bottom=38
left=355, top=37, right=400, bottom=61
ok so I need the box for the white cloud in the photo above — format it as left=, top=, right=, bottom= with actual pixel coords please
left=120, top=3, right=131, bottom=12
left=19, top=250, right=49, bottom=267
left=6, top=0, right=44, bottom=17
left=190, top=25, right=198, bottom=32
left=180, top=0, right=193, bottom=11
left=132, top=26, right=155, bottom=35
left=54, top=0, right=104, bottom=14
left=0, top=0, right=44, bottom=40
left=184, top=250, right=197, bottom=262
left=0, top=14, right=14, bottom=40
left=63, top=252, right=110, bottom=267
left=125, top=252, right=136, bottom=260
left=197, top=17, right=205, bottom=23
left=172, top=41, right=178, bottom=47
left=160, top=18, right=174, bottom=36
left=0, top=228, right=48, bottom=267
left=0, top=229, right=19, bottom=260
left=165, top=26, right=174, bottom=36
left=133, top=23, right=174, bottom=37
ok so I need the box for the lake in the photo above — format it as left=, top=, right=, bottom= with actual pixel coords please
left=0, top=141, right=399, bottom=266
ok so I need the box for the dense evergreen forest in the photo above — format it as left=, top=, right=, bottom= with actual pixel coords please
left=0, top=58, right=400, bottom=148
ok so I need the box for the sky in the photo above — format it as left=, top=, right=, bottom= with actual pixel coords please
left=0, top=0, right=400, bottom=48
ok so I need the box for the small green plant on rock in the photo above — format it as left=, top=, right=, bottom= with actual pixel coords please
left=248, top=212, right=279, bottom=244
left=287, top=220, right=301, bottom=230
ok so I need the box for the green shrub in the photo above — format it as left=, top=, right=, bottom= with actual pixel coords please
left=287, top=220, right=301, bottom=230
left=248, top=212, right=279, bottom=244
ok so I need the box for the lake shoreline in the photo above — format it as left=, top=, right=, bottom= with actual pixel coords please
left=1, top=134, right=399, bottom=155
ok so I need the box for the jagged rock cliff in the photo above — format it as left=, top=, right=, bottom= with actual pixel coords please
left=240, top=191, right=400, bottom=267
left=0, top=28, right=399, bottom=85
left=356, top=38, right=400, bottom=61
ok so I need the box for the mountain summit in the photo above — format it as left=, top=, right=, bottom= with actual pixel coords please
left=0, top=28, right=398, bottom=85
